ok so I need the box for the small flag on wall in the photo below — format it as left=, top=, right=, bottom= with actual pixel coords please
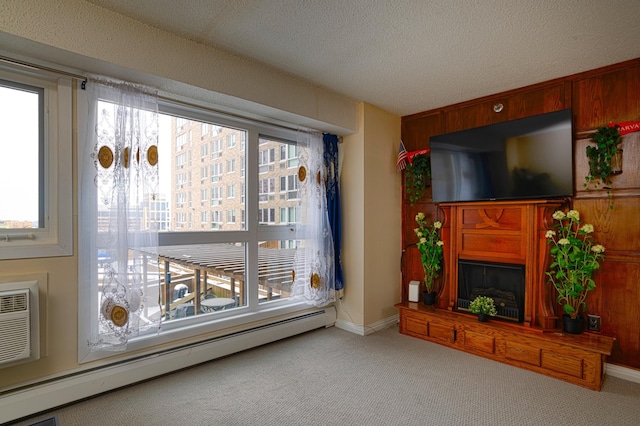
left=397, top=141, right=408, bottom=171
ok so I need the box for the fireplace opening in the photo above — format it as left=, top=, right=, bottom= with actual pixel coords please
left=457, top=260, right=525, bottom=322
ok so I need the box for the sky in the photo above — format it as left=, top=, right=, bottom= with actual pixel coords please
left=0, top=85, right=39, bottom=223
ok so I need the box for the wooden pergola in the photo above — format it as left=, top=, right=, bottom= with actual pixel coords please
left=157, top=243, right=302, bottom=318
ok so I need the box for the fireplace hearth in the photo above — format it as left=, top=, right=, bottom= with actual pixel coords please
left=457, top=260, right=525, bottom=322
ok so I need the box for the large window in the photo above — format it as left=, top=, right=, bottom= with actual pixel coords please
left=78, top=89, right=319, bottom=361
left=155, top=108, right=310, bottom=320
left=0, top=66, right=72, bottom=259
left=158, top=104, right=308, bottom=320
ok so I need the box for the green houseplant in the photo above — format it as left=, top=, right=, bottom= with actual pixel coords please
left=545, top=209, right=606, bottom=333
left=405, top=154, right=431, bottom=205
left=469, top=296, right=497, bottom=322
left=414, top=212, right=444, bottom=303
left=584, top=125, right=622, bottom=208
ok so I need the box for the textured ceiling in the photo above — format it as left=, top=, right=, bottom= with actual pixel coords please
left=85, top=0, right=640, bottom=117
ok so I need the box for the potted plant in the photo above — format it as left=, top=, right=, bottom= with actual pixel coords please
left=469, top=295, right=497, bottom=322
left=405, top=154, right=431, bottom=205
left=584, top=124, right=622, bottom=208
left=414, top=212, right=444, bottom=305
left=545, top=209, right=606, bottom=334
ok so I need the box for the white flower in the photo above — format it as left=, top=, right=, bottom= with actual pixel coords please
left=433, top=221, right=442, bottom=229
left=591, top=244, right=605, bottom=253
left=415, top=212, right=425, bottom=221
left=567, top=210, right=580, bottom=221
left=552, top=210, right=566, bottom=220
left=581, top=224, right=594, bottom=233
left=545, top=230, right=556, bottom=239
left=558, top=238, right=570, bottom=245
left=436, top=240, right=444, bottom=246
left=420, top=237, right=427, bottom=244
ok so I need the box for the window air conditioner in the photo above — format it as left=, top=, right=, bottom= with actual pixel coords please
left=0, top=280, right=39, bottom=368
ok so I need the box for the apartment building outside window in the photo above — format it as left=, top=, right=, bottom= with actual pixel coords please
left=227, top=133, right=236, bottom=148
left=258, top=148, right=275, bottom=174
left=211, top=162, right=223, bottom=182
left=259, top=178, right=275, bottom=202
left=211, top=139, right=223, bottom=158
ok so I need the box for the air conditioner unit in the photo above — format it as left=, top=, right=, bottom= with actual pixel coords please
left=0, top=280, right=39, bottom=368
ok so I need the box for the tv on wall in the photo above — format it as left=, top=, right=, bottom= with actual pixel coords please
left=429, top=109, right=574, bottom=203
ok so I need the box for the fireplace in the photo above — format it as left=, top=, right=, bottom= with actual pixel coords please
left=457, top=260, right=525, bottom=322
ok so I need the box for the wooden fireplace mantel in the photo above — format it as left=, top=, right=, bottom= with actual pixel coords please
left=436, top=199, right=565, bottom=329
left=397, top=200, right=615, bottom=390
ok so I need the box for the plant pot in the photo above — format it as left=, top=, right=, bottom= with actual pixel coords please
left=478, top=313, right=489, bottom=322
left=423, top=291, right=436, bottom=306
left=610, top=149, right=623, bottom=175
left=562, top=314, right=585, bottom=334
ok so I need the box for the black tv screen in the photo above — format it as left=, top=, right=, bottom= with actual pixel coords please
left=430, top=109, right=574, bottom=203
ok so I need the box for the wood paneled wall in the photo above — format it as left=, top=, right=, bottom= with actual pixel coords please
left=401, top=58, right=640, bottom=369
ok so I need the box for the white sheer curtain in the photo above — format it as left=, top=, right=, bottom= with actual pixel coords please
left=79, top=77, right=161, bottom=352
left=291, top=130, right=336, bottom=306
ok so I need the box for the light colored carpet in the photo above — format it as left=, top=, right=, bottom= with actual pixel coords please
left=16, top=324, right=640, bottom=426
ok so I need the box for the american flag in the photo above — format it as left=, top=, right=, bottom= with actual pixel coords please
left=396, top=140, right=408, bottom=171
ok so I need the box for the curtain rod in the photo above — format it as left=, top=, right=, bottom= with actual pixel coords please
left=0, top=54, right=87, bottom=82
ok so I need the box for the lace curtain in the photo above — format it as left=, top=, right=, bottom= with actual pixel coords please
left=79, top=78, right=161, bottom=351
left=291, top=131, right=336, bottom=306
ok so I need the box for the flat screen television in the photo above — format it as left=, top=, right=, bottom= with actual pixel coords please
left=429, top=109, right=574, bottom=203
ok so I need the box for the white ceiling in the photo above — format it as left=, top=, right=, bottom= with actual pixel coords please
left=85, top=0, right=640, bottom=117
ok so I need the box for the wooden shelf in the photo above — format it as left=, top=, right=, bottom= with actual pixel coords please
left=397, top=302, right=615, bottom=390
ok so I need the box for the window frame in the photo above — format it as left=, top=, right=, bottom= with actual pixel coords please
left=0, top=66, right=72, bottom=260
left=78, top=93, right=313, bottom=362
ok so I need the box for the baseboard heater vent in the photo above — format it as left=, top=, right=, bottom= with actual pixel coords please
left=0, top=280, right=40, bottom=368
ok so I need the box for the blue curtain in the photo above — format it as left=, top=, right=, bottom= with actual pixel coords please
left=323, top=133, right=344, bottom=291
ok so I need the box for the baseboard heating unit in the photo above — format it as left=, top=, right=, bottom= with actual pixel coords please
left=1, top=306, right=336, bottom=424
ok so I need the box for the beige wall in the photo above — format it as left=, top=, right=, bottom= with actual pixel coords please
left=0, top=0, right=401, bottom=391
left=362, top=104, right=402, bottom=325
left=340, top=103, right=402, bottom=328
left=0, top=259, right=79, bottom=385
left=340, top=106, right=366, bottom=326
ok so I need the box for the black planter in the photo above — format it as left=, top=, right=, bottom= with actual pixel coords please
left=478, top=313, right=489, bottom=322
left=562, top=314, right=585, bottom=334
left=423, top=291, right=436, bottom=306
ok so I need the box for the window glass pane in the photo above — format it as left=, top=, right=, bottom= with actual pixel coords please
left=258, top=240, right=296, bottom=303
left=0, top=80, right=43, bottom=228
left=158, top=242, right=246, bottom=321
left=258, top=137, right=304, bottom=227
left=159, top=115, right=246, bottom=231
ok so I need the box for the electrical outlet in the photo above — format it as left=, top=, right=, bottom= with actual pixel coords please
left=587, top=314, right=601, bottom=332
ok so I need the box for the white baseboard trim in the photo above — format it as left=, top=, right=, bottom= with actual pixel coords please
left=606, top=363, right=640, bottom=384
left=0, top=307, right=336, bottom=425
left=335, top=314, right=398, bottom=336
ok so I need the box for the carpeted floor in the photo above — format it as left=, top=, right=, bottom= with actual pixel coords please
left=15, top=324, right=640, bottom=425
